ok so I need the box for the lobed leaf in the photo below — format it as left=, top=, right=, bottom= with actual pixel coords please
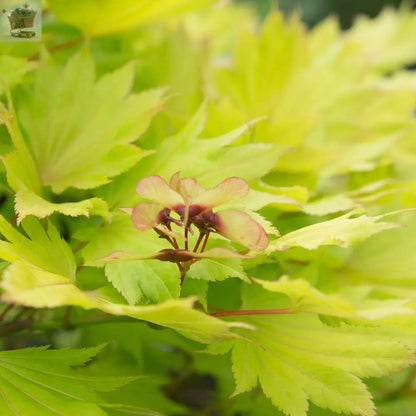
left=0, top=56, right=39, bottom=95
left=48, top=0, right=217, bottom=37
left=0, top=215, right=76, bottom=280
left=0, top=262, right=237, bottom=344
left=98, top=104, right=282, bottom=209
left=188, top=257, right=249, bottom=282
left=210, top=283, right=415, bottom=416
left=340, top=213, right=416, bottom=298
left=14, top=188, right=110, bottom=224
left=17, top=48, right=162, bottom=193
left=254, top=276, right=357, bottom=319
left=270, top=212, right=402, bottom=251
left=0, top=345, right=135, bottom=416
left=105, top=260, right=180, bottom=305
left=345, top=8, right=416, bottom=72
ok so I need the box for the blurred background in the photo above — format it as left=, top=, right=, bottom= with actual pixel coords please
left=236, top=0, right=414, bottom=28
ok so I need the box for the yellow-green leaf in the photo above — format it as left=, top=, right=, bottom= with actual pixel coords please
left=270, top=212, right=402, bottom=251
left=48, top=0, right=216, bottom=37
left=1, top=262, right=238, bottom=344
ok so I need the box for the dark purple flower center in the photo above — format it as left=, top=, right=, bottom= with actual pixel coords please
left=193, top=210, right=220, bottom=234
left=157, top=207, right=182, bottom=227
left=157, top=208, right=172, bottom=226
left=171, top=204, right=220, bottom=234
left=174, top=204, right=205, bottom=227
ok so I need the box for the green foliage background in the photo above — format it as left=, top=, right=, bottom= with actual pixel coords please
left=0, top=1, right=416, bottom=415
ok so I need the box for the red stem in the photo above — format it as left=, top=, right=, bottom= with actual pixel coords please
left=171, top=238, right=179, bottom=250
left=165, top=235, right=179, bottom=250
left=180, top=271, right=187, bottom=285
left=72, top=241, right=87, bottom=253
left=210, top=308, right=292, bottom=318
left=179, top=262, right=188, bottom=285
left=0, top=304, right=14, bottom=321
left=29, top=36, right=84, bottom=61
left=184, top=228, right=189, bottom=251
left=200, top=232, right=210, bottom=253
left=193, top=233, right=204, bottom=252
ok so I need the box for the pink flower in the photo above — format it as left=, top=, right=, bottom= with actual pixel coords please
left=131, top=173, right=269, bottom=252
left=99, top=174, right=269, bottom=285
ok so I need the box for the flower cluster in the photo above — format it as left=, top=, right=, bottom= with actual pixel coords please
left=131, top=173, right=268, bottom=253
left=101, top=173, right=269, bottom=284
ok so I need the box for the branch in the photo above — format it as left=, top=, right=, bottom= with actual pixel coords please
left=29, top=37, right=84, bottom=61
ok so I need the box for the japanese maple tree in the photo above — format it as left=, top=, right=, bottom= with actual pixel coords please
left=0, top=1, right=415, bottom=416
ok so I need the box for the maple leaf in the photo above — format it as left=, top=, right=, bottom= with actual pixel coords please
left=0, top=48, right=163, bottom=223
left=0, top=345, right=136, bottom=416
left=270, top=211, right=402, bottom=251
left=47, top=0, right=217, bottom=37
left=208, top=282, right=415, bottom=416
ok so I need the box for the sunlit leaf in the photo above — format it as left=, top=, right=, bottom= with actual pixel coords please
left=105, top=260, right=180, bottom=305
left=0, top=262, right=238, bottom=344
left=97, top=105, right=282, bottom=209
left=0, top=345, right=134, bottom=416
left=0, top=215, right=76, bottom=280
left=17, top=49, right=162, bottom=193
left=270, top=212, right=402, bottom=251
left=209, top=283, right=415, bottom=416
left=48, top=0, right=216, bottom=37
left=0, top=56, right=39, bottom=95
left=345, top=7, right=416, bottom=72
left=340, top=213, right=416, bottom=298
left=254, top=276, right=357, bottom=318
left=188, top=257, right=248, bottom=282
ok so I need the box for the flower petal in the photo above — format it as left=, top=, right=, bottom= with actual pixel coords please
left=174, top=177, right=206, bottom=227
left=131, top=202, right=164, bottom=231
left=193, top=177, right=249, bottom=209
left=168, top=171, right=181, bottom=191
left=215, top=209, right=269, bottom=251
left=178, top=177, right=205, bottom=205
left=136, top=175, right=184, bottom=208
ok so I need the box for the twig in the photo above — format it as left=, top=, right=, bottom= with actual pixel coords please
left=0, top=304, right=14, bottom=321
left=0, top=318, right=33, bottom=337
left=29, top=36, right=84, bottom=61
left=63, top=306, right=72, bottom=329
left=72, top=241, right=87, bottom=253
